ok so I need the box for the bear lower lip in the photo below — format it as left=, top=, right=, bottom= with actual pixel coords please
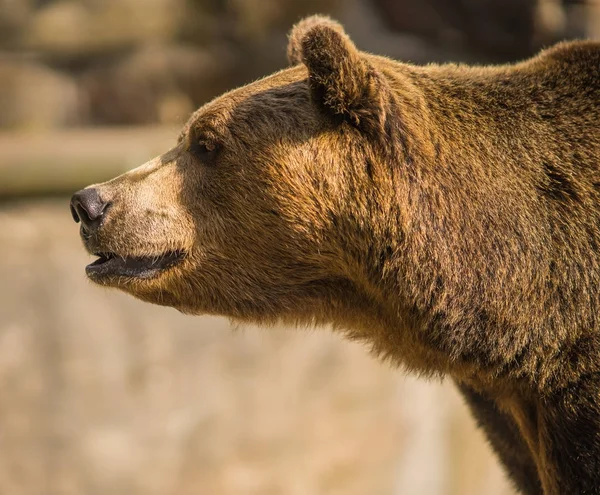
left=86, top=251, right=185, bottom=280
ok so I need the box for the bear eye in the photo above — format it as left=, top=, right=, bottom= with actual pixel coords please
left=189, top=141, right=218, bottom=162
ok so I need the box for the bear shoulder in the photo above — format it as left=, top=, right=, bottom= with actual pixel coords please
left=532, top=40, right=600, bottom=80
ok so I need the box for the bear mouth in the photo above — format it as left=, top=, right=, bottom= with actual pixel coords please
left=86, top=250, right=185, bottom=280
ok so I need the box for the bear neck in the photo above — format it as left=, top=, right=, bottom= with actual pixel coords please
left=337, top=57, right=600, bottom=397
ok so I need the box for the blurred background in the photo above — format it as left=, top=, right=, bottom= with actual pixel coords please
left=0, top=1, right=598, bottom=494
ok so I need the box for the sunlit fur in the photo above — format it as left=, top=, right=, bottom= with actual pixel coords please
left=79, top=16, right=600, bottom=495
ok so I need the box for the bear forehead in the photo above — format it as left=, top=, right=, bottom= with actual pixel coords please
left=180, top=64, right=309, bottom=142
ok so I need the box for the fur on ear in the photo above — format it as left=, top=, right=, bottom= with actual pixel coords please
left=287, top=15, right=344, bottom=66
left=287, top=15, right=389, bottom=134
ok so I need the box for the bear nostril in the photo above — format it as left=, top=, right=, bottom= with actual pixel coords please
left=70, top=203, right=80, bottom=223
left=73, top=200, right=93, bottom=226
left=69, top=188, right=108, bottom=231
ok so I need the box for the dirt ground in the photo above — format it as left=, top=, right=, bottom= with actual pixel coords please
left=0, top=199, right=515, bottom=495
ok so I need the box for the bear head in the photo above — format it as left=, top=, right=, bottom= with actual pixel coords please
left=71, top=16, right=419, bottom=331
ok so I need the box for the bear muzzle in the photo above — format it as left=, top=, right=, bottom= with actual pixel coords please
left=70, top=188, right=186, bottom=282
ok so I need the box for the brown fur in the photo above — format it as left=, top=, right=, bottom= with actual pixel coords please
left=75, top=16, right=600, bottom=494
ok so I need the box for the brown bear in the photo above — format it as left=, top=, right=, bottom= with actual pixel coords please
left=70, top=15, right=600, bottom=495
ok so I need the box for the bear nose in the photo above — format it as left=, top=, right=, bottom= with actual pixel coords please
left=70, top=188, right=108, bottom=230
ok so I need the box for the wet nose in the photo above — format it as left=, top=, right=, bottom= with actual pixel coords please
left=70, top=188, right=108, bottom=230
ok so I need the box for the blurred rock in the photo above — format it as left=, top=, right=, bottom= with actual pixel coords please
left=180, top=0, right=340, bottom=45
left=0, top=0, right=34, bottom=45
left=21, top=0, right=181, bottom=58
left=226, top=0, right=340, bottom=41
left=80, top=44, right=236, bottom=125
left=589, top=1, right=600, bottom=39
left=0, top=0, right=597, bottom=129
left=371, top=0, right=540, bottom=61
left=563, top=0, right=598, bottom=40
left=0, top=59, right=81, bottom=129
left=536, top=0, right=568, bottom=41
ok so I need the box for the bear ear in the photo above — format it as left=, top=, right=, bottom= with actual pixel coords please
left=287, top=15, right=387, bottom=133
left=287, top=15, right=343, bottom=66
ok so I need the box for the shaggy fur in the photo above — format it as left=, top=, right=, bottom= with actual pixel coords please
left=74, top=16, right=600, bottom=494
